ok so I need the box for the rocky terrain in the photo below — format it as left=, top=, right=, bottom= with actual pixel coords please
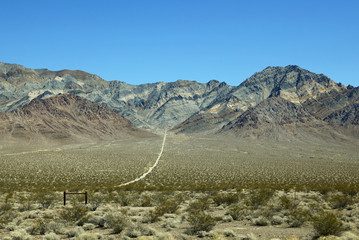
left=0, top=94, right=152, bottom=143
left=0, top=62, right=358, bottom=141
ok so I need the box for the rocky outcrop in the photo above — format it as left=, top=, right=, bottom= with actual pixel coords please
left=324, top=103, right=359, bottom=126
left=0, top=62, right=357, bottom=141
left=218, top=97, right=354, bottom=141
left=0, top=94, right=153, bottom=142
left=219, top=98, right=314, bottom=139
left=174, top=65, right=346, bottom=134
left=0, top=62, right=235, bottom=130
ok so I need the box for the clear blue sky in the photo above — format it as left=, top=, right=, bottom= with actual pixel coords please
left=1, top=0, right=358, bottom=86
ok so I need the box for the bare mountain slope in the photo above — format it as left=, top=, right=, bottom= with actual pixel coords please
left=219, top=97, right=352, bottom=142
left=0, top=94, right=152, bottom=142
left=173, top=65, right=346, bottom=134
left=0, top=62, right=357, bottom=141
left=0, top=63, right=234, bottom=130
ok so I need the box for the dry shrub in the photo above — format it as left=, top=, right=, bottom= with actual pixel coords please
left=88, top=192, right=105, bottom=211
left=287, top=207, right=311, bottom=228
left=29, top=218, right=47, bottom=235
left=187, top=197, right=211, bottom=212
left=11, top=229, right=33, bottom=240
left=187, top=210, right=216, bottom=234
left=65, top=226, right=85, bottom=238
left=59, top=202, right=89, bottom=223
left=104, top=212, right=131, bottom=234
left=212, top=192, right=239, bottom=206
left=149, top=197, right=182, bottom=222
left=312, top=212, right=344, bottom=237
left=124, top=224, right=157, bottom=238
left=18, top=195, right=32, bottom=212
left=279, top=195, right=298, bottom=210
left=0, top=202, right=17, bottom=225
left=227, top=204, right=245, bottom=220
left=32, top=191, right=55, bottom=209
left=44, top=232, right=60, bottom=240
left=327, top=192, right=354, bottom=209
left=245, top=188, right=274, bottom=209
left=253, top=216, right=269, bottom=226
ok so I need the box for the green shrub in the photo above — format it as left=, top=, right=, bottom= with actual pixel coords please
left=117, top=190, right=131, bottom=206
left=139, top=194, right=154, bottom=207
left=327, top=192, right=354, bottom=209
left=187, top=197, right=211, bottom=213
left=212, top=192, right=239, bottom=206
left=245, top=188, right=274, bottom=209
left=10, top=229, right=33, bottom=240
left=270, top=215, right=284, bottom=225
left=46, top=221, right=65, bottom=235
left=124, top=224, right=157, bottom=238
left=32, top=191, right=55, bottom=209
left=187, top=210, right=216, bottom=234
left=279, top=195, right=298, bottom=210
left=312, top=212, right=344, bottom=237
left=65, top=226, right=84, bottom=238
left=287, top=207, right=311, bottom=228
left=253, top=216, right=269, bottom=226
left=104, top=213, right=131, bottom=234
left=18, top=195, right=32, bottom=212
left=44, top=232, right=60, bottom=240
left=29, top=218, right=47, bottom=235
left=227, top=204, right=244, bottom=220
left=59, top=202, right=89, bottom=223
left=0, top=202, right=17, bottom=225
left=88, top=192, right=104, bottom=211
left=149, top=197, right=182, bottom=222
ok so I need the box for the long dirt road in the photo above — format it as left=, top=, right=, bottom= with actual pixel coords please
left=116, top=131, right=167, bottom=187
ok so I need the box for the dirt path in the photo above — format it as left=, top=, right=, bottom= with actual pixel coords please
left=116, top=131, right=167, bottom=187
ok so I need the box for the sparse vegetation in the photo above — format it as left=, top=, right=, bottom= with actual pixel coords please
left=187, top=210, right=216, bottom=234
left=212, top=191, right=239, bottom=206
left=245, top=188, right=275, bottom=209
left=286, top=207, right=311, bottom=228
left=59, top=201, right=89, bottom=223
left=0, top=136, right=358, bottom=238
left=227, top=204, right=245, bottom=221
left=149, top=196, right=182, bottom=222
left=104, top=212, right=131, bottom=234
left=312, top=211, right=344, bottom=237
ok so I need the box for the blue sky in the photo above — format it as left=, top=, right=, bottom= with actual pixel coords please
left=1, top=0, right=358, bottom=86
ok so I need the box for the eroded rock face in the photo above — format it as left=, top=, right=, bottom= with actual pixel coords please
left=173, top=66, right=348, bottom=134
left=0, top=94, right=152, bottom=142
left=219, top=97, right=316, bottom=139
left=324, top=103, right=359, bottom=126
left=0, top=63, right=235, bottom=130
left=0, top=62, right=357, bottom=141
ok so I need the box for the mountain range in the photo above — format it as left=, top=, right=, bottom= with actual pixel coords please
left=0, top=62, right=358, bottom=142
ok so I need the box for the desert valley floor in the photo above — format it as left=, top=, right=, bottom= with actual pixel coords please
left=0, top=135, right=359, bottom=239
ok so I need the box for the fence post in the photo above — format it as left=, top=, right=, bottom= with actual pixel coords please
left=63, top=191, right=88, bottom=205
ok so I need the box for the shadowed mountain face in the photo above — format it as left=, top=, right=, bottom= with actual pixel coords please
left=324, top=103, right=359, bottom=126
left=0, top=63, right=234, bottom=130
left=219, top=98, right=327, bottom=140
left=0, top=94, right=153, bottom=142
left=0, top=62, right=358, bottom=141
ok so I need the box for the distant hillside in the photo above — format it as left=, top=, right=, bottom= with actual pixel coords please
left=219, top=97, right=342, bottom=141
left=0, top=62, right=358, bottom=141
left=0, top=94, right=153, bottom=142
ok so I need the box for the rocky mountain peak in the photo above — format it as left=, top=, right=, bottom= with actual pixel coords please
left=237, top=65, right=344, bottom=105
left=0, top=62, right=356, bottom=140
left=0, top=62, right=105, bottom=86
